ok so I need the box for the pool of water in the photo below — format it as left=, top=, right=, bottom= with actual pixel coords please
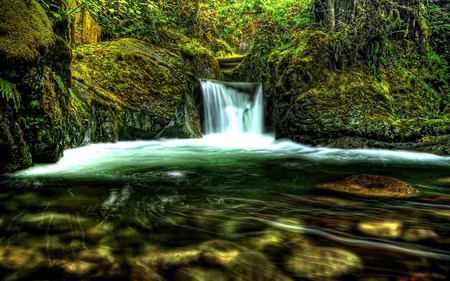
left=1, top=134, right=449, bottom=280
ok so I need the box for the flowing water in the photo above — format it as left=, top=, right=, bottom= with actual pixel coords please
left=0, top=81, right=449, bottom=280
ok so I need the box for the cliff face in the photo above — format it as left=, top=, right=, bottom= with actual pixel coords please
left=68, top=38, right=220, bottom=145
left=232, top=5, right=450, bottom=155
left=0, top=0, right=64, bottom=172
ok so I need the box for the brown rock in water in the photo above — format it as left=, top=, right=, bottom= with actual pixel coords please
left=316, top=174, right=419, bottom=197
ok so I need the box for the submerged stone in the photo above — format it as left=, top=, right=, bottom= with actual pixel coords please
left=130, top=247, right=201, bottom=271
left=437, top=177, right=450, bottom=186
left=229, top=251, right=293, bottom=281
left=200, top=240, right=244, bottom=268
left=284, top=246, right=362, bottom=280
left=0, top=244, right=45, bottom=271
left=402, top=227, right=439, bottom=242
left=174, top=266, right=229, bottom=281
left=58, top=260, right=100, bottom=277
left=357, top=220, right=403, bottom=239
left=316, top=174, right=419, bottom=197
left=20, top=212, right=91, bottom=231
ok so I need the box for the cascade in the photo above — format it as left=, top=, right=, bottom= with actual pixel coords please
left=200, top=79, right=264, bottom=135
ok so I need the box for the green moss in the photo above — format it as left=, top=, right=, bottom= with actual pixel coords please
left=0, top=0, right=55, bottom=63
left=51, top=72, right=66, bottom=93
left=71, top=38, right=188, bottom=118
left=257, top=28, right=450, bottom=144
left=68, top=86, right=89, bottom=126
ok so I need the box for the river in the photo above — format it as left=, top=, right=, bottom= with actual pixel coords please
left=0, top=80, right=449, bottom=280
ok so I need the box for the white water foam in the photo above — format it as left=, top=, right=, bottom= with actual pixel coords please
left=11, top=134, right=449, bottom=177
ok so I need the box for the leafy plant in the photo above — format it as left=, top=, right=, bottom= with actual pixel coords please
left=51, top=72, right=66, bottom=93
left=0, top=77, right=21, bottom=112
left=25, top=117, right=44, bottom=129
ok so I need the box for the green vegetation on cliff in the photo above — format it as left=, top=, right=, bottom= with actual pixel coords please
left=72, top=38, right=188, bottom=117
left=0, top=78, right=21, bottom=112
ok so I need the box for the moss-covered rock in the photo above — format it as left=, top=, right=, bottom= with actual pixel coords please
left=23, top=66, right=68, bottom=163
left=0, top=0, right=65, bottom=172
left=233, top=30, right=450, bottom=155
left=0, top=0, right=55, bottom=65
left=70, top=38, right=207, bottom=143
left=0, top=103, right=32, bottom=173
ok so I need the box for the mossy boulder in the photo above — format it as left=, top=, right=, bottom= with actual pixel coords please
left=70, top=38, right=208, bottom=143
left=232, top=30, right=450, bottom=155
left=0, top=0, right=69, bottom=172
left=0, top=0, right=55, bottom=65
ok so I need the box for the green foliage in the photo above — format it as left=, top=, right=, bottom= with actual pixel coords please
left=51, top=71, right=66, bottom=93
left=39, top=0, right=84, bottom=20
left=213, top=0, right=313, bottom=54
left=25, top=117, right=44, bottom=129
left=0, top=77, right=21, bottom=112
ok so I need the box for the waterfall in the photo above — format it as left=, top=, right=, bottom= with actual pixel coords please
left=200, top=79, right=264, bottom=135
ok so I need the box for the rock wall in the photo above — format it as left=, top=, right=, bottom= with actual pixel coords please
left=68, top=38, right=218, bottom=146
left=0, top=0, right=65, bottom=172
left=232, top=30, right=450, bottom=154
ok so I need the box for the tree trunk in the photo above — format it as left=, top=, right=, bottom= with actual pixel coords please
left=328, top=0, right=335, bottom=30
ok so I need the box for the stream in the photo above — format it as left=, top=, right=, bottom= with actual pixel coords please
left=1, top=79, right=450, bottom=280
left=1, top=133, right=450, bottom=280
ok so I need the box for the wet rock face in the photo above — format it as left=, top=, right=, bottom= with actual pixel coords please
left=0, top=103, right=32, bottom=173
left=0, top=0, right=73, bottom=171
left=231, top=29, right=450, bottom=155
left=69, top=38, right=205, bottom=143
left=316, top=174, right=420, bottom=197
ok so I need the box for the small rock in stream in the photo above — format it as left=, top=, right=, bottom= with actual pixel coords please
left=284, top=246, right=362, bottom=280
left=20, top=212, right=93, bottom=232
left=57, top=259, right=100, bottom=277
left=200, top=240, right=245, bottom=268
left=316, top=174, right=419, bottom=197
left=86, top=222, right=114, bottom=240
left=401, top=227, right=439, bottom=242
left=357, top=220, right=403, bottom=239
left=173, top=266, right=229, bottom=281
left=230, top=251, right=293, bottom=281
left=0, top=244, right=45, bottom=271
left=437, top=177, right=450, bottom=186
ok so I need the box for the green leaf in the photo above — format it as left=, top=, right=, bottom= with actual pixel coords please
left=50, top=10, right=62, bottom=20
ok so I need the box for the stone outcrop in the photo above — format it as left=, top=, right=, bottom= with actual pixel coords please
left=0, top=0, right=222, bottom=173
left=0, top=0, right=68, bottom=171
left=232, top=16, right=450, bottom=155
left=69, top=38, right=213, bottom=145
left=316, top=174, right=420, bottom=197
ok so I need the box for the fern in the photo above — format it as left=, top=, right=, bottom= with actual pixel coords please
left=51, top=72, right=66, bottom=93
left=0, top=77, right=21, bottom=112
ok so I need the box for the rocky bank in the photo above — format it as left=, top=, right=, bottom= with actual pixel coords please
left=0, top=0, right=221, bottom=173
